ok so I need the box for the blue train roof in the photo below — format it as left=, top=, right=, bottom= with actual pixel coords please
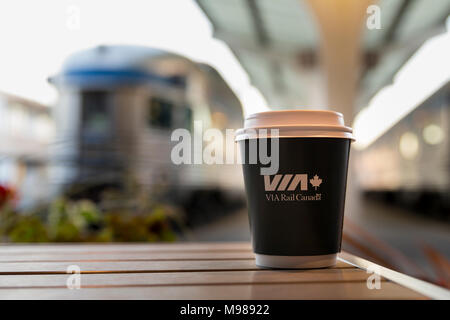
left=50, top=45, right=190, bottom=88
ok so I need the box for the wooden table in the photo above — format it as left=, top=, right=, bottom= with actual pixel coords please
left=0, top=242, right=448, bottom=300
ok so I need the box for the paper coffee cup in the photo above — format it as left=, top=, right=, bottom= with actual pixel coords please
left=236, top=110, right=354, bottom=269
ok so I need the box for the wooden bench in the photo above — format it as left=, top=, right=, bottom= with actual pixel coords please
left=0, top=242, right=448, bottom=299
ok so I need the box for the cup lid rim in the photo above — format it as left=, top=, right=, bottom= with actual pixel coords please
left=237, top=109, right=355, bottom=141
left=236, top=124, right=353, bottom=133
left=246, top=109, right=343, bottom=119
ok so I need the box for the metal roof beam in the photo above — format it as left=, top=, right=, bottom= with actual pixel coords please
left=245, top=0, right=270, bottom=47
left=382, top=0, right=416, bottom=46
left=245, top=0, right=288, bottom=98
left=359, top=0, right=414, bottom=93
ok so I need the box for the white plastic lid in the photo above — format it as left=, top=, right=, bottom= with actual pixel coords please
left=235, top=110, right=355, bottom=141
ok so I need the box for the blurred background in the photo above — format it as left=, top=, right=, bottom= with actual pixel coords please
left=0, top=0, right=448, bottom=287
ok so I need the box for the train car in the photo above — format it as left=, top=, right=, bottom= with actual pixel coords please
left=355, top=82, right=449, bottom=218
left=49, top=45, right=245, bottom=223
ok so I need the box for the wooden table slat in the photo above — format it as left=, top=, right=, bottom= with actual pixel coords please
left=0, top=282, right=426, bottom=300
left=0, top=242, right=252, bottom=254
left=0, top=251, right=257, bottom=262
left=0, top=269, right=375, bottom=288
left=0, top=259, right=353, bottom=274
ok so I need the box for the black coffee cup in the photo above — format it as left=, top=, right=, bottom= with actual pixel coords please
left=236, top=110, right=354, bottom=268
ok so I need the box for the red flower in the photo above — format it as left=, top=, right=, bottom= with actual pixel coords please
left=0, top=185, right=15, bottom=208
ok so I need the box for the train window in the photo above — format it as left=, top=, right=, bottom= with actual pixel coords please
left=148, top=98, right=173, bottom=129
left=81, top=91, right=111, bottom=141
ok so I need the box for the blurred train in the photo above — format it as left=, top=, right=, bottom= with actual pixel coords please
left=355, top=82, right=449, bottom=219
left=49, top=45, right=245, bottom=224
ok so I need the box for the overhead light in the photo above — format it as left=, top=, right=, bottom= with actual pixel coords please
left=399, top=132, right=419, bottom=160
left=353, top=29, right=450, bottom=150
left=423, top=123, right=444, bottom=145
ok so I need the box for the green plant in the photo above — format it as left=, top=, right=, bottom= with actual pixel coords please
left=0, top=183, right=181, bottom=243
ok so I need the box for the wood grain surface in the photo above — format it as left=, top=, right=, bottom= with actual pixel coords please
left=0, top=242, right=430, bottom=299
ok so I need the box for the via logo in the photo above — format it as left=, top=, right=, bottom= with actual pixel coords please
left=264, top=174, right=323, bottom=191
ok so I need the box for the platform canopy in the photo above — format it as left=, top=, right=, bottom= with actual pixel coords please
left=196, top=0, right=450, bottom=115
